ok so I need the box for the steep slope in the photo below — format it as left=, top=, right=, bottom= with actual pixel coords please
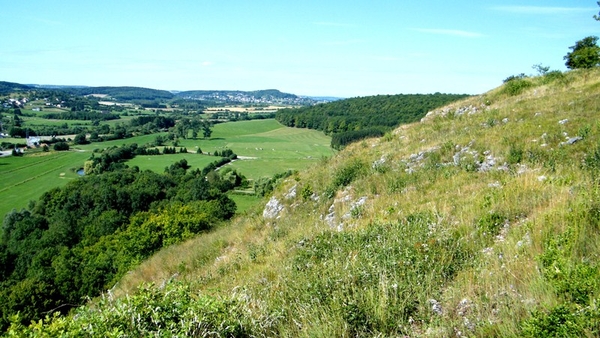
left=11, top=68, right=600, bottom=336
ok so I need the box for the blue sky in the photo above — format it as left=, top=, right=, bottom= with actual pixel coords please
left=2, top=1, right=598, bottom=97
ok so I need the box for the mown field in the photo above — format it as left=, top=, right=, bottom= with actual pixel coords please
left=0, top=151, right=89, bottom=218
left=0, top=119, right=333, bottom=219
left=126, top=119, right=335, bottom=181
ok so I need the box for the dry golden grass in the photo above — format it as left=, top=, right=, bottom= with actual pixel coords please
left=109, top=68, right=600, bottom=336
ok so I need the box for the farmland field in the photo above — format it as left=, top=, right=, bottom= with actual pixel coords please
left=0, top=119, right=334, bottom=219
left=0, top=151, right=89, bottom=218
left=133, top=119, right=335, bottom=180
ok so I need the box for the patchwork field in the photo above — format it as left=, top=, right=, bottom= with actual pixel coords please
left=0, top=119, right=334, bottom=219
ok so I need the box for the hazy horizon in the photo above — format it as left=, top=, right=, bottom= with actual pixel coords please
left=2, top=1, right=598, bottom=97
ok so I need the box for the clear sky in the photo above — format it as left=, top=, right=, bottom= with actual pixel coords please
left=2, top=1, right=598, bottom=97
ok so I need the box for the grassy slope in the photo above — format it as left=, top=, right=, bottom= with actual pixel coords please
left=112, top=69, right=600, bottom=336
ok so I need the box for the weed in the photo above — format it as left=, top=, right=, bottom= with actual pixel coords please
left=507, top=144, right=524, bottom=165
left=301, top=184, right=313, bottom=201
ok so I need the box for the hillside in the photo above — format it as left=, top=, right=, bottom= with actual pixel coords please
left=9, top=68, right=600, bottom=336
left=57, top=86, right=176, bottom=102
left=0, top=81, right=31, bottom=94
left=275, top=93, right=470, bottom=148
left=176, top=89, right=317, bottom=105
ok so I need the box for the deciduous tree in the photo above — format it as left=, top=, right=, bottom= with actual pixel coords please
left=564, top=36, right=600, bottom=70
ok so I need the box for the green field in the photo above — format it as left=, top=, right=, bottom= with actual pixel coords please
left=117, top=120, right=334, bottom=181
left=0, top=119, right=333, bottom=219
left=173, top=119, right=335, bottom=180
left=75, top=133, right=166, bottom=151
left=0, top=151, right=89, bottom=218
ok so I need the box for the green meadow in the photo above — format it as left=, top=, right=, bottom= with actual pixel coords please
left=124, top=119, right=335, bottom=180
left=0, top=119, right=334, bottom=219
left=0, top=151, right=89, bottom=218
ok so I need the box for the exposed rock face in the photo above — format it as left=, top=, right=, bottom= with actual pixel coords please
left=285, top=185, right=297, bottom=200
left=263, top=196, right=284, bottom=219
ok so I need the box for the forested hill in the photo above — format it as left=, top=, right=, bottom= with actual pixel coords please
left=275, top=93, right=470, bottom=148
left=58, top=86, right=175, bottom=102
left=0, top=81, right=32, bottom=94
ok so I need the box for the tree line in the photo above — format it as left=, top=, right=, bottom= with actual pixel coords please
left=275, top=93, right=469, bottom=149
left=0, top=155, right=245, bottom=330
left=43, top=111, right=120, bottom=121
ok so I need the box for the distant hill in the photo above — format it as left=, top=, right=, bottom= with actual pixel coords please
left=1, top=82, right=330, bottom=105
left=27, top=84, right=89, bottom=89
left=0, top=81, right=31, bottom=94
left=59, top=86, right=175, bottom=102
left=176, top=89, right=320, bottom=105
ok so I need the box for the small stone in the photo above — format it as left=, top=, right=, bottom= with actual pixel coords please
left=566, top=136, right=583, bottom=145
left=429, top=299, right=443, bottom=315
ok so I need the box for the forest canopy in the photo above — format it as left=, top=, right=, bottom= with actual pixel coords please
left=0, top=160, right=239, bottom=330
left=275, top=93, right=470, bottom=149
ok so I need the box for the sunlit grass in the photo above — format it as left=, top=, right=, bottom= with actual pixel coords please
left=20, top=68, right=600, bottom=336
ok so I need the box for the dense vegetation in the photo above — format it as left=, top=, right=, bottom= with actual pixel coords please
left=43, top=111, right=120, bottom=121
left=0, top=82, right=31, bottom=94
left=0, top=156, right=244, bottom=330
left=7, top=67, right=600, bottom=336
left=275, top=93, right=469, bottom=148
left=58, top=86, right=175, bottom=102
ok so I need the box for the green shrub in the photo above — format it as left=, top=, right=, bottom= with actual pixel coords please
left=53, top=142, right=69, bottom=151
left=477, top=212, right=506, bottom=239
left=502, top=78, right=533, bottom=96
left=325, top=159, right=368, bottom=198
left=8, top=282, right=270, bottom=337
left=301, top=184, right=313, bottom=201
left=522, top=304, right=587, bottom=337
left=542, top=70, right=566, bottom=85
left=507, top=144, right=524, bottom=164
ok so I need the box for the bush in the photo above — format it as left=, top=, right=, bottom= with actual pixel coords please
left=502, top=78, right=533, bottom=96
left=522, top=304, right=593, bottom=337
left=53, top=142, right=69, bottom=151
left=326, top=159, right=368, bottom=198
left=7, top=282, right=265, bottom=337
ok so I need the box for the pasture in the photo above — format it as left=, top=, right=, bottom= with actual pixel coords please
left=173, top=119, right=335, bottom=180
left=0, top=119, right=333, bottom=219
left=120, top=120, right=334, bottom=180
left=0, top=151, right=89, bottom=219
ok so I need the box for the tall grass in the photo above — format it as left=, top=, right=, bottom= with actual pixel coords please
left=16, top=68, right=600, bottom=336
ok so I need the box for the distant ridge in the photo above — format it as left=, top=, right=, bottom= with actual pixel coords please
left=1, top=81, right=337, bottom=104
left=0, top=81, right=32, bottom=94
left=27, top=84, right=89, bottom=89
